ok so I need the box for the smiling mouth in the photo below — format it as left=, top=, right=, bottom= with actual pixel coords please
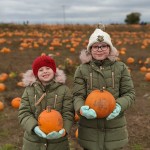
left=95, top=52, right=104, bottom=54
left=43, top=74, right=49, bottom=78
left=96, top=53, right=104, bottom=56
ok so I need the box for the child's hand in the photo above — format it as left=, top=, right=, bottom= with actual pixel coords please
left=106, top=103, right=121, bottom=120
left=80, top=105, right=97, bottom=119
left=46, top=128, right=66, bottom=139
left=34, top=126, right=46, bottom=138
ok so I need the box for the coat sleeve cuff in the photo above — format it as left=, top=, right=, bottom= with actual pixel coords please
left=74, top=99, right=85, bottom=113
left=22, top=116, right=38, bottom=134
left=63, top=119, right=74, bottom=134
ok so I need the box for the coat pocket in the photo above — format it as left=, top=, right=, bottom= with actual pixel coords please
left=23, top=136, right=70, bottom=150
left=105, top=126, right=128, bottom=141
left=105, top=126, right=128, bottom=150
left=23, top=138, right=43, bottom=150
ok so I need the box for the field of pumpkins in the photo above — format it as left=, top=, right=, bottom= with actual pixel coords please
left=0, top=23, right=150, bottom=150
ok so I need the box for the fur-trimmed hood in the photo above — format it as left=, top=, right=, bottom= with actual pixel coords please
left=79, top=49, right=119, bottom=64
left=22, top=68, right=66, bottom=87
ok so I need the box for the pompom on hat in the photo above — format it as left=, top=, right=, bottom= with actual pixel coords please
left=87, top=24, right=118, bottom=59
left=32, top=55, right=56, bottom=76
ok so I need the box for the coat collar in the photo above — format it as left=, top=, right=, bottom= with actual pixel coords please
left=91, top=58, right=115, bottom=67
left=22, top=68, right=66, bottom=87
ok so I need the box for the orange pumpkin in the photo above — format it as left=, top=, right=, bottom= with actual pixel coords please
left=38, top=106, right=63, bottom=134
left=0, top=73, right=8, bottom=82
left=0, top=101, right=4, bottom=111
left=11, top=97, right=21, bottom=108
left=145, top=72, right=150, bottom=81
left=41, top=52, right=46, bottom=56
left=140, top=66, right=147, bottom=72
left=127, top=57, right=135, bottom=64
left=49, top=46, right=54, bottom=51
left=17, top=81, right=25, bottom=87
left=85, top=90, right=116, bottom=118
left=74, top=113, right=80, bottom=122
left=70, top=47, right=75, bottom=52
left=75, top=128, right=78, bottom=138
left=0, top=83, right=6, bottom=92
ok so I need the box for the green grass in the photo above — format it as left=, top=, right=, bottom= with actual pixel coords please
left=0, top=144, right=16, bottom=150
left=132, top=144, right=144, bottom=150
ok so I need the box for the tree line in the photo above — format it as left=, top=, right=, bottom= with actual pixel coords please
left=124, top=12, right=147, bottom=25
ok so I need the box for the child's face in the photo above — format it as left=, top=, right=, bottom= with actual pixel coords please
left=37, top=66, right=54, bottom=84
left=91, top=42, right=110, bottom=60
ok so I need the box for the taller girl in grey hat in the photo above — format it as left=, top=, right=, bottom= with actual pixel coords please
left=73, top=24, right=135, bottom=150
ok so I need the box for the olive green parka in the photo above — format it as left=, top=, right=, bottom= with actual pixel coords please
left=73, top=50, right=135, bottom=150
left=18, top=69, right=74, bottom=150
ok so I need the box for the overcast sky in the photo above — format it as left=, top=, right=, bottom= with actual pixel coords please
left=0, top=0, right=149, bottom=24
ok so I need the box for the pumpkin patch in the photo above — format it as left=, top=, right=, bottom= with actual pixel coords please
left=0, top=24, right=150, bottom=149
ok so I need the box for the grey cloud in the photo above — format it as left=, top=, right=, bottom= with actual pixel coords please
left=0, top=0, right=149, bottom=24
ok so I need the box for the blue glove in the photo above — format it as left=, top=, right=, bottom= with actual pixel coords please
left=34, top=126, right=46, bottom=138
left=46, top=128, right=66, bottom=139
left=106, top=103, right=121, bottom=120
left=80, top=105, right=97, bottom=119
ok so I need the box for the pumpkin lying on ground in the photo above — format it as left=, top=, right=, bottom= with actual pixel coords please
left=145, top=72, right=150, bottom=81
left=0, top=83, right=6, bottom=92
left=75, top=128, right=78, bottom=138
left=38, top=106, right=63, bottom=134
left=127, top=57, right=135, bottom=64
left=0, top=101, right=4, bottom=111
left=85, top=90, right=116, bottom=118
left=74, top=113, right=80, bottom=122
left=11, top=97, right=21, bottom=108
left=0, top=73, right=8, bottom=82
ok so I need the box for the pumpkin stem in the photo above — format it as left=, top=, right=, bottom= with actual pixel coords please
left=46, top=106, right=51, bottom=112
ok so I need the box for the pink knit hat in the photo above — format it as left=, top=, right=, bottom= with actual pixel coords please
left=32, top=55, right=56, bottom=76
